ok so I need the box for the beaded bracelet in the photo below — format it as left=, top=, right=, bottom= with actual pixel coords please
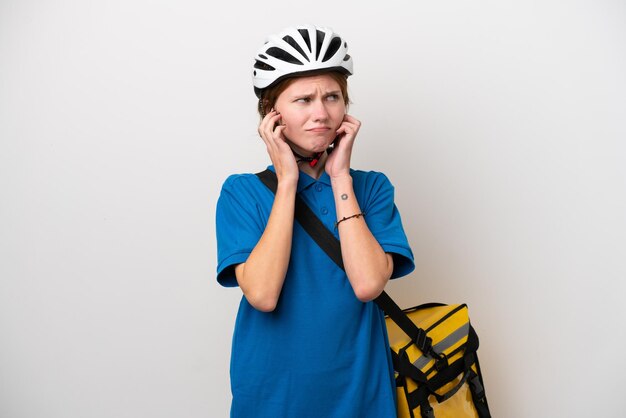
left=334, top=212, right=365, bottom=229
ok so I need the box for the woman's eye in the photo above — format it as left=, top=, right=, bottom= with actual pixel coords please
left=327, top=94, right=340, bottom=101
left=295, top=97, right=310, bottom=103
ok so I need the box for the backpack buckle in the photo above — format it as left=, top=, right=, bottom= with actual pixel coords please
left=433, top=351, right=448, bottom=372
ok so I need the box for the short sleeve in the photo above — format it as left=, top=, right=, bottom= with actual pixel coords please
left=359, top=172, right=415, bottom=279
left=215, top=175, right=266, bottom=287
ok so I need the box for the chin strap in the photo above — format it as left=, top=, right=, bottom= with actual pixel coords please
left=293, top=150, right=324, bottom=167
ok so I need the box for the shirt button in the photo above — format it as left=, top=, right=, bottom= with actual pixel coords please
left=321, top=207, right=329, bottom=215
left=315, top=184, right=323, bottom=192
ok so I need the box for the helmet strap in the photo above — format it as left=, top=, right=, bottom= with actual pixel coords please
left=292, top=149, right=325, bottom=167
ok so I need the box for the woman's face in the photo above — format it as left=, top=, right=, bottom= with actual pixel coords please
left=274, top=74, right=346, bottom=155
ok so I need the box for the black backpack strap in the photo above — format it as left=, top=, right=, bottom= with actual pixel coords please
left=375, top=291, right=434, bottom=355
left=256, top=168, right=278, bottom=192
left=256, top=169, right=344, bottom=269
left=255, top=169, right=434, bottom=353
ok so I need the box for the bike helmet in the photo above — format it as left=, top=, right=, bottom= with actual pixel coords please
left=252, top=25, right=353, bottom=98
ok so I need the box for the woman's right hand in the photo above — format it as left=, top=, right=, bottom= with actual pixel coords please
left=258, top=110, right=299, bottom=185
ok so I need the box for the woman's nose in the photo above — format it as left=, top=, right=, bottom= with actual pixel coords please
left=311, top=99, right=329, bottom=121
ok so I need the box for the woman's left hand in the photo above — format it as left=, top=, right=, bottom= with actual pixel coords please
left=325, top=114, right=361, bottom=179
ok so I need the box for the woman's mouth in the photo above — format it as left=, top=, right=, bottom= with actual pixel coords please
left=307, top=126, right=330, bottom=133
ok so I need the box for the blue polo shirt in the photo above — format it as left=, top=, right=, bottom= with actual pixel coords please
left=216, top=166, right=415, bottom=418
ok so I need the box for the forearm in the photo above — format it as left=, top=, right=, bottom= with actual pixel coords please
left=331, top=175, right=393, bottom=302
left=236, top=181, right=296, bottom=311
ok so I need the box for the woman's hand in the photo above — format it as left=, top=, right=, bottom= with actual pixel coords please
left=325, top=114, right=361, bottom=179
left=258, top=110, right=299, bottom=184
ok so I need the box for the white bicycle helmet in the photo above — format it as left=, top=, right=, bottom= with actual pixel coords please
left=252, top=25, right=353, bottom=98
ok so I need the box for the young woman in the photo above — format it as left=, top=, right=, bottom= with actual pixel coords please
left=216, top=25, right=415, bottom=418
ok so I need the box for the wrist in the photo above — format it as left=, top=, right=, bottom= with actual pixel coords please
left=276, top=177, right=298, bottom=193
left=330, top=173, right=353, bottom=187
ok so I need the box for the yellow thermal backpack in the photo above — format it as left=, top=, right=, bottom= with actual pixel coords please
left=378, top=293, right=491, bottom=418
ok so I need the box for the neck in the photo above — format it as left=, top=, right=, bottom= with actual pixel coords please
left=298, top=151, right=327, bottom=180
left=287, top=141, right=328, bottom=180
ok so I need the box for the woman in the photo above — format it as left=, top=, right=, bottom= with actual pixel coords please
left=216, top=25, right=415, bottom=417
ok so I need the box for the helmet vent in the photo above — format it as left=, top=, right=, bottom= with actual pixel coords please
left=322, top=37, right=342, bottom=62
left=283, top=35, right=309, bottom=61
left=254, top=60, right=275, bottom=71
left=315, top=30, right=326, bottom=60
left=343, top=54, right=351, bottom=62
left=267, top=47, right=304, bottom=65
left=298, top=29, right=312, bottom=52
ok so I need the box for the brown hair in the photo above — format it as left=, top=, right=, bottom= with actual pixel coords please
left=258, top=71, right=350, bottom=119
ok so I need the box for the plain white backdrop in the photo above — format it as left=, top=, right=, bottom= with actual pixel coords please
left=1, top=0, right=625, bottom=417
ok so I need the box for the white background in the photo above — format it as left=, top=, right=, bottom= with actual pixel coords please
left=1, top=1, right=625, bottom=417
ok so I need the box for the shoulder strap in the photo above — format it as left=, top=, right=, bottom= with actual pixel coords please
left=257, top=169, right=344, bottom=270
left=255, top=169, right=434, bottom=354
